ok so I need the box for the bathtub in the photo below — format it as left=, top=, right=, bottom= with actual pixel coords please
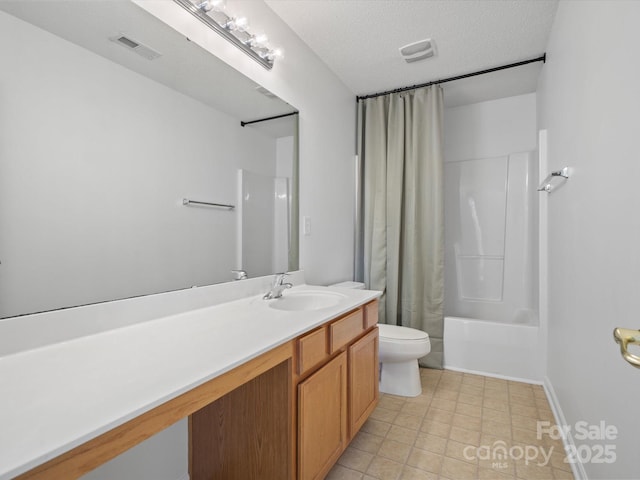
left=443, top=313, right=542, bottom=383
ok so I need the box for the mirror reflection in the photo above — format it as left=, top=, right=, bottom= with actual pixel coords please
left=0, top=1, right=299, bottom=319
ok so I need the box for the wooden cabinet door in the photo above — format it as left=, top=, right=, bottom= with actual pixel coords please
left=348, top=328, right=379, bottom=438
left=298, top=351, right=348, bottom=480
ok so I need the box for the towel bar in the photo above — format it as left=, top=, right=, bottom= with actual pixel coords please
left=182, top=198, right=235, bottom=210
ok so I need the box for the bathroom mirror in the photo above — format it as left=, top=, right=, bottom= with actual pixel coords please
left=0, top=1, right=299, bottom=319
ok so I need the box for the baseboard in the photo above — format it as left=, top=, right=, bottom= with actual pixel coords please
left=543, top=376, right=587, bottom=480
left=443, top=365, right=543, bottom=385
left=175, top=474, right=189, bottom=480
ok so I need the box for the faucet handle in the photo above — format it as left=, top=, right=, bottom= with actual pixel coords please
left=274, top=272, right=289, bottom=284
left=231, top=269, right=248, bottom=281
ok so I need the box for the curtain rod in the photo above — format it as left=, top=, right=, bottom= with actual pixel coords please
left=356, top=54, right=546, bottom=101
left=241, top=111, right=299, bottom=127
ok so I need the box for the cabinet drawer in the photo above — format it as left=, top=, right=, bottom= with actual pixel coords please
left=329, top=309, right=364, bottom=354
left=363, top=300, right=378, bottom=330
left=298, top=327, right=328, bottom=375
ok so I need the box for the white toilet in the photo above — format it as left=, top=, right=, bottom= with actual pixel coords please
left=330, top=281, right=431, bottom=397
left=377, top=324, right=430, bottom=397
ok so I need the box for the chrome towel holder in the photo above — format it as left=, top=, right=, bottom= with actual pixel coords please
left=538, top=167, right=570, bottom=193
left=182, top=198, right=235, bottom=210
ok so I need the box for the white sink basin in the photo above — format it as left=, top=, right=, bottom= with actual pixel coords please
left=268, top=290, right=347, bottom=311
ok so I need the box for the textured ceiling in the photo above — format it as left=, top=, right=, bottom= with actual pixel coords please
left=265, top=0, right=559, bottom=105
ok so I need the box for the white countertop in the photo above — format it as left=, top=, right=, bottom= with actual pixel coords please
left=0, top=284, right=380, bottom=479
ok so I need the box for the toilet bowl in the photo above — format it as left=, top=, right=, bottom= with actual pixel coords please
left=378, top=324, right=431, bottom=397
left=327, top=282, right=430, bottom=397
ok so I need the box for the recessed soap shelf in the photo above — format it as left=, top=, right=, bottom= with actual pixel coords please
left=538, top=167, right=570, bottom=193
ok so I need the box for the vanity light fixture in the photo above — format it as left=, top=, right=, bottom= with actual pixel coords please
left=173, top=0, right=283, bottom=70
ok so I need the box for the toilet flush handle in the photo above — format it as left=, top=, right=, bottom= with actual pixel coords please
left=613, top=328, right=640, bottom=368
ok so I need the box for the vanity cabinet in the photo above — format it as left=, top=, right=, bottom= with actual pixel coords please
left=350, top=300, right=379, bottom=437
left=298, top=352, right=348, bottom=480
left=348, top=328, right=379, bottom=437
left=296, top=300, right=379, bottom=480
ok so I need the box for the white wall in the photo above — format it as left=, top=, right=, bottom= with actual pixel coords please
left=0, top=10, right=278, bottom=318
left=538, top=2, right=640, bottom=478
left=82, top=422, right=187, bottom=480
left=444, top=93, right=537, bottom=162
left=137, top=0, right=357, bottom=288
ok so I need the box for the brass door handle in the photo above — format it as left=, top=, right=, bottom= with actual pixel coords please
left=613, top=328, right=640, bottom=368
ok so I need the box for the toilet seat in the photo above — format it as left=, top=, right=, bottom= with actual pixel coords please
left=378, top=324, right=429, bottom=341
left=377, top=324, right=431, bottom=362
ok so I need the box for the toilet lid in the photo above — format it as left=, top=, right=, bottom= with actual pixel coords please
left=378, top=324, right=429, bottom=340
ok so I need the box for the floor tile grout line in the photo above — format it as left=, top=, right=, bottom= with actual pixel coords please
left=432, top=373, right=447, bottom=476
left=330, top=369, right=569, bottom=480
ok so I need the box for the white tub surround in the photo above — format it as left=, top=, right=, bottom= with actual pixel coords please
left=0, top=276, right=381, bottom=480
left=444, top=316, right=541, bottom=382
left=442, top=95, right=542, bottom=384
left=444, top=151, right=537, bottom=324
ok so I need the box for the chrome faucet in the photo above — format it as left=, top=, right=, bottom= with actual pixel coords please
left=264, top=272, right=293, bottom=299
left=231, top=269, right=248, bottom=281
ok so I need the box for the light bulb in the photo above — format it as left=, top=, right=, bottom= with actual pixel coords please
left=198, top=0, right=225, bottom=12
left=252, top=34, right=268, bottom=47
left=267, top=48, right=284, bottom=61
left=224, top=16, right=248, bottom=31
left=234, top=16, right=248, bottom=30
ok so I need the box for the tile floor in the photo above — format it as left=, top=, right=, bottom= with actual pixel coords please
left=327, top=368, right=575, bottom=480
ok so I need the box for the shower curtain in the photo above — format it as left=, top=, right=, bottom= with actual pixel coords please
left=357, top=86, right=444, bottom=369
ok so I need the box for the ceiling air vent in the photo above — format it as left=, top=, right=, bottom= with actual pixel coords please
left=109, top=34, right=162, bottom=61
left=399, top=38, right=436, bottom=63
